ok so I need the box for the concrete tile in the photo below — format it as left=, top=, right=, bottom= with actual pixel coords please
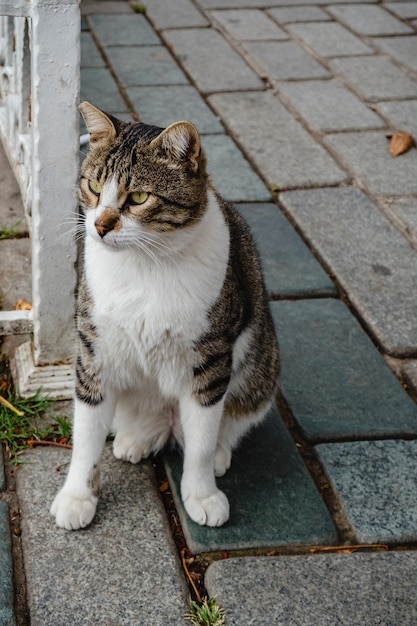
left=201, top=135, right=270, bottom=202
left=267, top=6, right=331, bottom=24
left=126, top=85, right=223, bottom=134
left=89, top=13, right=160, bottom=46
left=164, top=411, right=337, bottom=554
left=236, top=203, right=336, bottom=297
left=206, top=552, right=417, bottom=626
left=317, top=440, right=417, bottom=543
left=287, top=22, right=373, bottom=57
left=271, top=297, right=417, bottom=439
left=164, top=28, right=263, bottom=93
left=0, top=239, right=31, bottom=310
left=198, top=0, right=377, bottom=6
left=328, top=4, right=413, bottom=35
left=208, top=91, right=346, bottom=189
left=277, top=79, right=385, bottom=132
left=325, top=130, right=417, bottom=196
left=0, top=501, right=15, bottom=626
left=211, top=9, right=288, bottom=40
left=385, top=2, right=417, bottom=20
left=377, top=99, right=417, bottom=137
left=243, top=40, right=329, bottom=80
left=0, top=143, right=27, bottom=235
left=279, top=188, right=417, bottom=357
left=373, top=36, right=417, bottom=73
left=105, top=45, right=188, bottom=86
left=81, top=67, right=127, bottom=111
left=141, top=0, right=209, bottom=29
left=80, top=32, right=104, bottom=68
left=330, top=56, right=417, bottom=101
left=16, top=446, right=188, bottom=626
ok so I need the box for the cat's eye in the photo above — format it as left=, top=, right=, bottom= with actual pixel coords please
left=88, top=179, right=102, bottom=196
left=129, top=191, right=149, bottom=205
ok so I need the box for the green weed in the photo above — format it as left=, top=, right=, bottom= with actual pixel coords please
left=185, top=598, right=226, bottom=626
left=0, top=220, right=22, bottom=240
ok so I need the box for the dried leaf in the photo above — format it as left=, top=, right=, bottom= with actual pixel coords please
left=14, top=298, right=32, bottom=310
left=388, top=131, right=415, bottom=157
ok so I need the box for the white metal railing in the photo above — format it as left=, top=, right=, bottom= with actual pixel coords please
left=0, top=0, right=80, bottom=398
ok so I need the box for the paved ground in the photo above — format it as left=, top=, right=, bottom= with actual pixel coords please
left=1, top=0, right=417, bottom=624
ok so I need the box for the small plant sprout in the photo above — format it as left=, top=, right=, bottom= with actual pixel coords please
left=185, top=597, right=226, bottom=626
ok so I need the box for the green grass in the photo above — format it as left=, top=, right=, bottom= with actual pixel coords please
left=0, top=389, right=72, bottom=464
left=185, top=598, right=226, bottom=626
left=0, top=220, right=22, bottom=240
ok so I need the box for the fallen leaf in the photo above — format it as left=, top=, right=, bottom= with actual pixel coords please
left=388, top=131, right=415, bottom=157
left=14, top=298, right=32, bottom=310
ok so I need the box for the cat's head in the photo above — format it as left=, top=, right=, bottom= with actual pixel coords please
left=79, top=101, right=208, bottom=254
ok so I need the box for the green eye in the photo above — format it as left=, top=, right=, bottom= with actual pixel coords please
left=88, top=179, right=102, bottom=195
left=129, top=191, right=149, bottom=205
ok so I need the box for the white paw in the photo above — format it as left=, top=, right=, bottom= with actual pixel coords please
left=183, top=489, right=230, bottom=527
left=113, top=433, right=150, bottom=464
left=50, top=490, right=97, bottom=530
left=214, top=445, right=232, bottom=477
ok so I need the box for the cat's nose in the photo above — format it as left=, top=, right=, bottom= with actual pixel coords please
left=95, top=211, right=118, bottom=238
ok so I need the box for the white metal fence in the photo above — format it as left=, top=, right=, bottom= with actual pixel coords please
left=0, top=0, right=80, bottom=398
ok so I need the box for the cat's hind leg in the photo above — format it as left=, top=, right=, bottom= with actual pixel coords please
left=112, top=388, right=177, bottom=464
left=51, top=394, right=115, bottom=530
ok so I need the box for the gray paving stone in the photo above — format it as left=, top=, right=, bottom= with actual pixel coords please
left=0, top=143, right=27, bottom=235
left=164, top=411, right=337, bottom=554
left=401, top=359, right=417, bottom=397
left=267, top=6, right=331, bottom=23
left=89, top=13, right=160, bottom=46
left=386, top=2, right=417, bottom=20
left=205, top=551, right=417, bottom=626
left=373, top=36, right=417, bottom=73
left=126, top=85, right=224, bottom=134
left=325, top=130, right=417, bottom=196
left=16, top=446, right=188, bottom=626
left=105, top=45, right=188, bottom=86
left=163, top=28, right=263, bottom=93
left=328, top=4, right=413, bottom=35
left=81, top=67, right=127, bottom=111
left=388, top=197, right=417, bottom=238
left=0, top=448, right=4, bottom=492
left=317, top=440, right=417, bottom=543
left=270, top=298, right=417, bottom=440
left=211, top=9, right=288, bottom=40
left=277, top=79, right=385, bottom=132
left=330, top=56, right=417, bottom=102
left=81, top=0, right=132, bottom=15
left=143, top=0, right=209, bottom=29
left=236, top=203, right=336, bottom=297
left=377, top=99, right=417, bottom=137
left=201, top=135, right=270, bottom=202
left=198, top=0, right=377, bottom=6
left=208, top=91, right=347, bottom=189
left=243, top=41, right=329, bottom=80
left=80, top=32, right=104, bottom=68
left=0, top=501, right=15, bottom=626
left=0, top=239, right=31, bottom=310
left=279, top=188, right=417, bottom=357
left=287, top=22, right=373, bottom=57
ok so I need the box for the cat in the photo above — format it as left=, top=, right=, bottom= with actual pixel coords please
left=50, top=101, right=279, bottom=530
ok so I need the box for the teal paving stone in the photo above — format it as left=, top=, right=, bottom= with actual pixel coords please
left=0, top=502, right=15, bottom=626
left=317, top=440, right=417, bottom=543
left=270, top=299, right=417, bottom=442
left=205, top=551, right=417, bottom=625
left=201, top=135, right=270, bottom=202
left=126, top=85, right=223, bottom=134
left=105, top=45, right=188, bottom=87
left=163, top=410, right=338, bottom=554
left=89, top=14, right=160, bottom=46
left=80, top=32, right=104, bottom=68
left=236, top=203, right=336, bottom=297
left=81, top=68, right=127, bottom=112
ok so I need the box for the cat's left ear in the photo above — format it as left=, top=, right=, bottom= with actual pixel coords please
left=79, top=101, right=122, bottom=145
left=150, top=121, right=201, bottom=172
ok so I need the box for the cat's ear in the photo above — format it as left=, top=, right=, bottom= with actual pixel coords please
left=79, top=101, right=121, bottom=144
left=150, top=121, right=201, bottom=172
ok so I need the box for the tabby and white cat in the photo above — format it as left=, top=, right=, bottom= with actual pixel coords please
left=51, top=101, right=279, bottom=530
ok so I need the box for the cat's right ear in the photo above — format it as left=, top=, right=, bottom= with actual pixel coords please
left=79, top=101, right=120, bottom=145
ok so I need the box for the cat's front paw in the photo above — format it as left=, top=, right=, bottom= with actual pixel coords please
left=183, top=489, right=230, bottom=527
left=113, top=433, right=150, bottom=464
left=50, top=489, right=98, bottom=530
